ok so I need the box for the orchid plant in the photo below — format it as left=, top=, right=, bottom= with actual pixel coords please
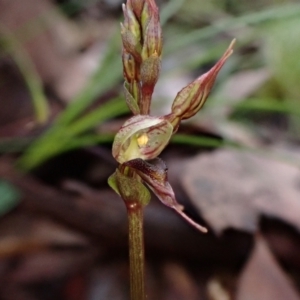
left=108, top=0, right=234, bottom=299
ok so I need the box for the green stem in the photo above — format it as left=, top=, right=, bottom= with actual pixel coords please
left=127, top=203, right=145, bottom=300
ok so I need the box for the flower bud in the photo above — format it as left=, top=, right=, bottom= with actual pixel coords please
left=121, top=25, right=142, bottom=61
left=141, top=6, right=162, bottom=59
left=141, top=0, right=159, bottom=32
left=122, top=50, right=136, bottom=82
left=168, top=40, right=235, bottom=129
left=112, top=115, right=173, bottom=164
left=140, top=53, right=161, bottom=89
left=122, top=3, right=141, bottom=42
left=127, top=0, right=144, bottom=19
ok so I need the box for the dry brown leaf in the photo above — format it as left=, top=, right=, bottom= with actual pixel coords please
left=236, top=234, right=300, bottom=300
left=182, top=149, right=300, bottom=233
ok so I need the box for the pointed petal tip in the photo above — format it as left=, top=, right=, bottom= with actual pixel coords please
left=173, top=206, right=208, bottom=233
left=230, top=38, right=236, bottom=48
left=222, top=38, right=236, bottom=61
left=225, top=38, right=236, bottom=58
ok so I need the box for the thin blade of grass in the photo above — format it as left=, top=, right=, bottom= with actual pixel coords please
left=205, top=97, right=300, bottom=116
left=0, top=29, right=49, bottom=124
left=171, top=134, right=235, bottom=148
left=18, top=96, right=126, bottom=169
left=164, top=3, right=300, bottom=55
left=66, top=96, right=128, bottom=136
left=233, top=98, right=300, bottom=116
left=61, top=133, right=115, bottom=151
left=18, top=30, right=124, bottom=169
left=57, top=30, right=122, bottom=126
left=160, top=0, right=185, bottom=26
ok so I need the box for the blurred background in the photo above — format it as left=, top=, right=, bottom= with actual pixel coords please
left=0, top=0, right=300, bottom=299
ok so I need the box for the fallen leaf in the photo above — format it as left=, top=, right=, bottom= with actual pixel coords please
left=182, top=149, right=300, bottom=233
left=236, top=234, right=300, bottom=300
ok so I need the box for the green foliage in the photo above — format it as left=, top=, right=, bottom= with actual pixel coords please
left=263, top=16, right=300, bottom=135
left=19, top=97, right=128, bottom=170
left=164, top=3, right=300, bottom=55
left=19, top=32, right=128, bottom=170
left=264, top=17, right=300, bottom=99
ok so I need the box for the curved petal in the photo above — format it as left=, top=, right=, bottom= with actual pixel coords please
left=124, top=158, right=208, bottom=232
left=112, top=115, right=173, bottom=163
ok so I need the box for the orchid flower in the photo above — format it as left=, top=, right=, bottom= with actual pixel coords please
left=108, top=0, right=234, bottom=232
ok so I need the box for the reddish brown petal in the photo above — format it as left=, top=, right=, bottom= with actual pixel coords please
left=167, top=40, right=235, bottom=131
left=124, top=158, right=208, bottom=232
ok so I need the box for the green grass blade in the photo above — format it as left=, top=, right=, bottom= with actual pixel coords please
left=57, top=30, right=122, bottom=126
left=18, top=30, right=124, bottom=170
left=160, top=0, right=185, bottom=26
left=205, top=97, right=300, bottom=117
left=0, top=30, right=49, bottom=124
left=18, top=96, right=126, bottom=169
left=171, top=134, right=235, bottom=148
left=66, top=96, right=128, bottom=136
left=164, top=3, right=300, bottom=55
left=61, top=133, right=115, bottom=151
left=233, top=98, right=300, bottom=116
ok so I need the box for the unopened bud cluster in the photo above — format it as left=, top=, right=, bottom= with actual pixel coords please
left=121, top=0, right=162, bottom=115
